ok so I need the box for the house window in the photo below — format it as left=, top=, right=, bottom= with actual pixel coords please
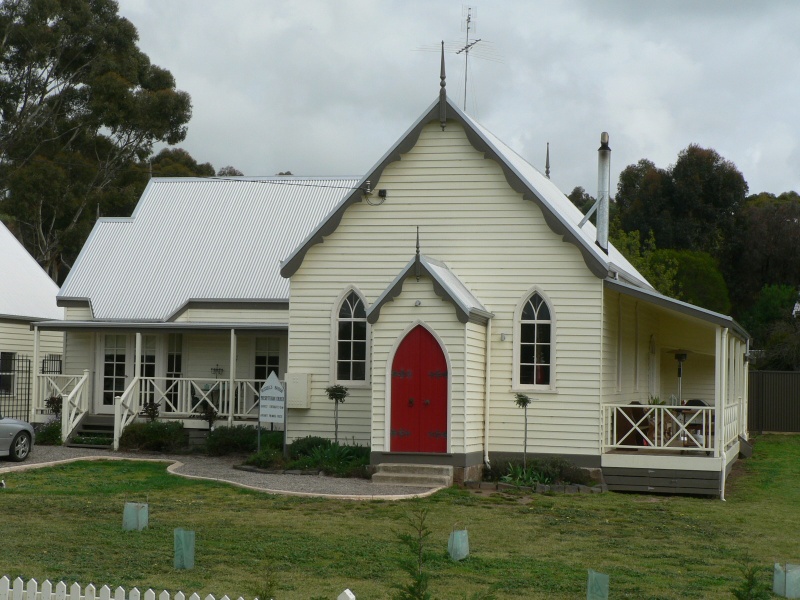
left=0, top=352, right=16, bottom=395
left=139, top=335, right=157, bottom=405
left=519, top=292, right=552, bottom=386
left=165, top=334, right=182, bottom=410
left=337, top=291, right=367, bottom=381
left=102, top=335, right=127, bottom=406
left=255, top=337, right=280, bottom=382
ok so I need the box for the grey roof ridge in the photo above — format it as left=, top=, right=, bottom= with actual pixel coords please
left=280, top=99, right=442, bottom=277
left=279, top=95, right=648, bottom=288
left=163, top=297, right=290, bottom=321
left=605, top=278, right=749, bottom=340
left=366, top=254, right=493, bottom=325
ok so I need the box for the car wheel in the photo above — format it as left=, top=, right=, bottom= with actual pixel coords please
left=9, top=432, right=31, bottom=462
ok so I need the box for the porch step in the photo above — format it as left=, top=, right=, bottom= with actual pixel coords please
left=371, top=463, right=453, bottom=487
left=65, top=414, right=114, bottom=448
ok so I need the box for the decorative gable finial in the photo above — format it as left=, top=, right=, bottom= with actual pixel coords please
left=439, top=41, right=447, bottom=130
left=415, top=226, right=421, bottom=281
left=545, top=142, right=550, bottom=179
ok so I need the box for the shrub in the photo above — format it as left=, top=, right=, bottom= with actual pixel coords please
left=288, top=436, right=331, bottom=459
left=287, top=442, right=370, bottom=478
left=140, top=400, right=160, bottom=422
left=244, top=448, right=284, bottom=469
left=119, top=421, right=185, bottom=452
left=206, top=425, right=283, bottom=456
left=35, top=420, right=62, bottom=446
left=44, top=396, right=63, bottom=418
left=485, top=457, right=592, bottom=486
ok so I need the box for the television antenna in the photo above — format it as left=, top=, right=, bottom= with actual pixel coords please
left=415, top=6, right=503, bottom=114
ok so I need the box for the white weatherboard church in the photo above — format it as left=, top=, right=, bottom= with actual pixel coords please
left=32, top=66, right=749, bottom=496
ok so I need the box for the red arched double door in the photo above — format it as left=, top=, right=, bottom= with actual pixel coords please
left=390, top=325, right=448, bottom=453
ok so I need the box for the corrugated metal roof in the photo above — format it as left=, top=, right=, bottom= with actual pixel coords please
left=0, top=221, right=63, bottom=321
left=58, top=177, right=357, bottom=320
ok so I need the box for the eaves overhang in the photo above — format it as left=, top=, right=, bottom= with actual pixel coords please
left=31, top=320, right=289, bottom=334
left=367, top=254, right=493, bottom=325
left=605, top=279, right=749, bottom=341
left=280, top=96, right=622, bottom=282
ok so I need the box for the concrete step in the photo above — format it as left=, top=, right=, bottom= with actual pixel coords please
left=372, top=463, right=453, bottom=487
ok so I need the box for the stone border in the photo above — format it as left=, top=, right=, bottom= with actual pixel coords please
left=0, top=455, right=444, bottom=502
left=464, top=481, right=607, bottom=494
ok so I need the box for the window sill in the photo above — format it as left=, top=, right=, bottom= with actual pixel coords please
left=512, top=385, right=557, bottom=394
left=333, top=380, right=371, bottom=390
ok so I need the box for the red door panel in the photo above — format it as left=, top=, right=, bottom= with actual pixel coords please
left=391, top=326, right=447, bottom=453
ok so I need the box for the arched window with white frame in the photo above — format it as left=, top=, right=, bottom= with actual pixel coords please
left=336, top=290, right=367, bottom=382
left=518, top=291, right=552, bottom=386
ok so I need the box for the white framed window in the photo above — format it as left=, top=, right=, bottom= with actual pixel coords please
left=513, top=289, right=555, bottom=390
left=334, top=290, right=368, bottom=384
left=0, top=352, right=16, bottom=395
left=255, top=337, right=281, bottom=382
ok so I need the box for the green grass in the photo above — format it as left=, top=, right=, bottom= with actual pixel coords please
left=1, top=435, right=797, bottom=599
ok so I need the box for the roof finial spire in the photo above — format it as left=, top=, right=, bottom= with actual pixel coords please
left=545, top=142, right=551, bottom=179
left=439, top=41, right=447, bottom=130
left=415, top=226, right=421, bottom=281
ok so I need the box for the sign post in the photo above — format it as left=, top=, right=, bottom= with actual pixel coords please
left=258, top=372, right=285, bottom=455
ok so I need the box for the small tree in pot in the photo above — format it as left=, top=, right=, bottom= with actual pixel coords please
left=326, top=385, right=349, bottom=444
left=515, top=393, right=532, bottom=469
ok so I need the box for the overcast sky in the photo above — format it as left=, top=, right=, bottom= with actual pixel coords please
left=116, top=0, right=800, bottom=197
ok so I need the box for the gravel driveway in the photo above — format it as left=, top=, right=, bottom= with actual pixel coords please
left=0, top=445, right=440, bottom=500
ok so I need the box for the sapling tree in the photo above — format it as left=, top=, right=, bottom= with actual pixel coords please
left=325, top=385, right=349, bottom=444
left=515, top=393, right=532, bottom=469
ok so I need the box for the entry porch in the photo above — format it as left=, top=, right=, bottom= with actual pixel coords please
left=29, top=324, right=288, bottom=447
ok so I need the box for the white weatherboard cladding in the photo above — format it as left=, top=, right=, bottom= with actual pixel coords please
left=0, top=321, right=62, bottom=356
left=173, top=307, right=289, bottom=324
left=58, top=178, right=356, bottom=321
left=287, top=121, right=605, bottom=456
left=0, top=221, right=62, bottom=321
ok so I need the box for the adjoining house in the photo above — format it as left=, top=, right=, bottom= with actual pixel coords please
left=33, top=73, right=749, bottom=496
left=0, top=221, right=64, bottom=420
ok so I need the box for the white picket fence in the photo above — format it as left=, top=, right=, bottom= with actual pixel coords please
left=0, top=578, right=249, bottom=600
left=0, top=578, right=355, bottom=600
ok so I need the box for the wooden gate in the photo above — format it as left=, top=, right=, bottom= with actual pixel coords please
left=390, top=326, right=448, bottom=452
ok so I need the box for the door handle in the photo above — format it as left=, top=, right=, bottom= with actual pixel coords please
left=408, top=398, right=414, bottom=407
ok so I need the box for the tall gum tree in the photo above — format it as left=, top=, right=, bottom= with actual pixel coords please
left=0, top=0, right=191, bottom=280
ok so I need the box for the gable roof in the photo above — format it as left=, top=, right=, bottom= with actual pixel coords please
left=0, top=221, right=62, bottom=321
left=58, top=177, right=357, bottom=321
left=367, top=254, right=493, bottom=325
left=280, top=96, right=652, bottom=291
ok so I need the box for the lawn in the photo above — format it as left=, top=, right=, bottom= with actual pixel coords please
left=1, top=434, right=798, bottom=599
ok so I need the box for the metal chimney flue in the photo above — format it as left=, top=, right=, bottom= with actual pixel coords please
left=596, top=132, right=611, bottom=254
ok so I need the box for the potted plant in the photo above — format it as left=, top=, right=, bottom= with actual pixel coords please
left=326, top=385, right=349, bottom=444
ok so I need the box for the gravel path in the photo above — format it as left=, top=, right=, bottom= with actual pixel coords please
left=0, top=445, right=441, bottom=500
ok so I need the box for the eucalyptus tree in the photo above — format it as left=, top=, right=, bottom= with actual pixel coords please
left=0, top=0, right=191, bottom=280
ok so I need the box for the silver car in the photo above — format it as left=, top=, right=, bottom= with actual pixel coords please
left=0, top=412, right=34, bottom=461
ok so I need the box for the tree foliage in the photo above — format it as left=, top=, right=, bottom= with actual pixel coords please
left=615, top=146, right=748, bottom=258
left=724, top=191, right=800, bottom=311
left=149, top=147, right=214, bottom=177
left=0, top=0, right=192, bottom=280
left=654, top=249, right=731, bottom=314
left=609, top=227, right=678, bottom=297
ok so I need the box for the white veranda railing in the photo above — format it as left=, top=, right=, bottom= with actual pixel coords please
left=602, top=403, right=718, bottom=454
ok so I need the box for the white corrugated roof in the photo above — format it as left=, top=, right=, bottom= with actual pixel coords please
left=58, top=177, right=357, bottom=320
left=0, top=221, right=63, bottom=321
